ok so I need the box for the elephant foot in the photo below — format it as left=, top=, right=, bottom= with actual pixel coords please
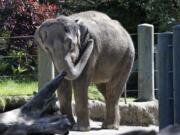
left=73, top=124, right=90, bottom=131
left=102, top=122, right=119, bottom=130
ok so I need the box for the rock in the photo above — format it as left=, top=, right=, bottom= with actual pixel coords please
left=88, top=100, right=105, bottom=121
left=1, top=96, right=158, bottom=126
left=0, top=96, right=31, bottom=112
left=86, top=100, right=158, bottom=126
left=120, top=100, right=158, bottom=126
left=0, top=98, right=6, bottom=112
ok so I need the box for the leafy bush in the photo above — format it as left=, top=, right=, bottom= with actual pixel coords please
left=0, top=0, right=58, bottom=76
left=1, top=0, right=179, bottom=76
left=0, top=0, right=179, bottom=97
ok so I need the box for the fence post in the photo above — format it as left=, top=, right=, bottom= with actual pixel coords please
left=138, top=24, right=155, bottom=101
left=158, top=32, right=173, bottom=129
left=38, top=47, right=55, bottom=89
left=173, top=25, right=180, bottom=124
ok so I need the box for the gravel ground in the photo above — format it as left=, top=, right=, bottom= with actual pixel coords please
left=69, top=120, right=159, bottom=135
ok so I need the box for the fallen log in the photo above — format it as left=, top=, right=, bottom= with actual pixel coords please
left=0, top=71, right=71, bottom=135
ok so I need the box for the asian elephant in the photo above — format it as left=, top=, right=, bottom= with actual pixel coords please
left=34, top=11, right=135, bottom=131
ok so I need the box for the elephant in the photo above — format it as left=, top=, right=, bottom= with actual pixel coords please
left=34, top=11, right=135, bottom=131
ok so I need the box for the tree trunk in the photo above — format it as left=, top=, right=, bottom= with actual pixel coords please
left=0, top=71, right=71, bottom=135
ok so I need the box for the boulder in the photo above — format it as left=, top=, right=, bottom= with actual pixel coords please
left=0, top=96, right=31, bottom=112
left=1, top=96, right=158, bottom=126
left=85, top=100, right=158, bottom=126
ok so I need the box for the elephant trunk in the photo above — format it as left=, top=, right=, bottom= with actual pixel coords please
left=64, top=39, right=94, bottom=80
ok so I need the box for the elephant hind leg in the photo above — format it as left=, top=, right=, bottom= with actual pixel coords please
left=97, top=82, right=121, bottom=129
left=101, top=84, right=121, bottom=129
left=96, top=79, right=126, bottom=129
left=102, top=57, right=134, bottom=129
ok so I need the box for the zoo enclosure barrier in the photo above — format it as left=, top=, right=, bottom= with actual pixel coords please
left=158, top=25, right=180, bottom=129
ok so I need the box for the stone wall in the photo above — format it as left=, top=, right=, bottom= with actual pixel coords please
left=0, top=96, right=158, bottom=126
left=72, top=100, right=159, bottom=126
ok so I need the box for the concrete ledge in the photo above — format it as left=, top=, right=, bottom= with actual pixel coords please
left=0, top=96, right=158, bottom=126
left=73, top=100, right=158, bottom=126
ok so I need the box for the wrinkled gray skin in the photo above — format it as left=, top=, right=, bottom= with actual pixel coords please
left=34, top=11, right=135, bottom=131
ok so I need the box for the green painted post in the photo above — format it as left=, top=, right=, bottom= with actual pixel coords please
left=158, top=32, right=173, bottom=129
left=173, top=25, right=180, bottom=124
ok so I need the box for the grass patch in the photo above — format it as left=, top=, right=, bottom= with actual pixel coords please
left=0, top=79, right=38, bottom=96
left=0, top=79, right=135, bottom=101
left=88, top=85, right=104, bottom=100
left=0, top=79, right=103, bottom=100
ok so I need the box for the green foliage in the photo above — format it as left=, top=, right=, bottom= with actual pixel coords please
left=0, top=50, right=37, bottom=76
left=148, top=0, right=180, bottom=31
left=0, top=0, right=58, bottom=77
left=0, top=0, right=179, bottom=99
left=1, top=0, right=179, bottom=77
left=61, top=0, right=180, bottom=32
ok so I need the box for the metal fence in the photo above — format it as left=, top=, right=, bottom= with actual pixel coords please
left=0, top=23, right=159, bottom=99
left=0, top=35, right=37, bottom=80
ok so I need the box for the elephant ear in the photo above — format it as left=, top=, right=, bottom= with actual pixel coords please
left=39, top=27, right=47, bottom=44
left=34, top=26, right=48, bottom=52
left=75, top=19, right=91, bottom=59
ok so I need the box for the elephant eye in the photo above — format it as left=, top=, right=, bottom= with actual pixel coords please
left=64, top=38, right=73, bottom=51
left=64, top=26, right=70, bottom=33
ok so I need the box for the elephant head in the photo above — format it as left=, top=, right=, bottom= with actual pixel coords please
left=34, top=16, right=94, bottom=80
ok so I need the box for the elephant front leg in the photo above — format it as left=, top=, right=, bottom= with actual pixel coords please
left=73, top=79, right=90, bottom=131
left=57, top=79, right=75, bottom=125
